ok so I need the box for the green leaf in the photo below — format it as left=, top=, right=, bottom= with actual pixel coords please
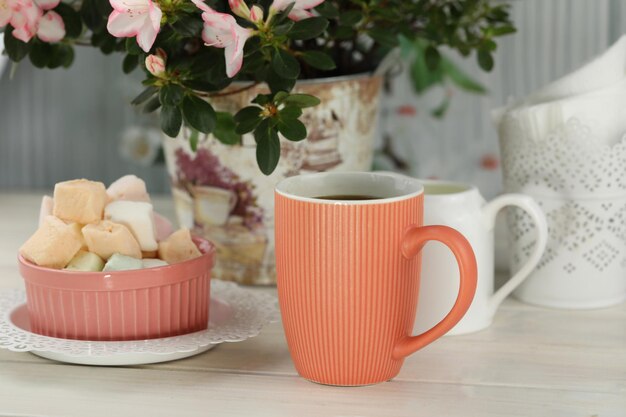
left=273, top=21, right=294, bottom=36
left=272, top=49, right=300, bottom=79
left=283, top=94, right=320, bottom=108
left=279, top=105, right=302, bottom=120
left=274, top=2, right=295, bottom=24
left=424, top=46, right=441, bottom=71
left=171, top=15, right=204, bottom=37
left=266, top=66, right=296, bottom=93
left=143, top=97, right=161, bottom=113
left=94, top=0, right=112, bottom=16
left=234, top=106, right=262, bottom=122
left=408, top=40, right=444, bottom=94
left=178, top=2, right=199, bottom=13
left=477, top=49, right=494, bottom=71
left=122, top=54, right=139, bottom=74
left=254, top=120, right=281, bottom=175
left=273, top=91, right=289, bottom=104
left=80, top=0, right=102, bottom=31
left=56, top=3, right=83, bottom=39
left=47, top=44, right=74, bottom=68
left=4, top=28, right=30, bottom=62
left=483, top=39, right=498, bottom=52
left=368, top=28, right=399, bottom=48
left=340, top=10, right=362, bottom=26
left=125, top=37, right=142, bottom=55
left=491, top=25, right=516, bottom=36
left=181, top=95, right=217, bottom=134
left=234, top=106, right=263, bottom=134
left=159, top=84, right=185, bottom=106
left=92, top=31, right=117, bottom=54
left=300, top=50, right=336, bottom=71
left=213, top=112, right=241, bottom=145
left=287, top=17, right=328, bottom=40
left=161, top=105, right=183, bottom=138
left=440, top=57, right=487, bottom=94
left=277, top=117, right=307, bottom=141
left=45, top=44, right=70, bottom=68
left=251, top=94, right=272, bottom=106
left=315, top=1, right=339, bottom=18
left=29, top=41, right=51, bottom=68
left=334, top=25, right=354, bottom=40
left=431, top=95, right=451, bottom=119
left=189, top=129, right=199, bottom=152
left=398, top=35, right=414, bottom=58
left=132, top=86, right=158, bottom=105
left=60, top=45, right=75, bottom=68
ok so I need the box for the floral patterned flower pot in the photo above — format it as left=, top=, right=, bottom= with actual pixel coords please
left=164, top=74, right=383, bottom=285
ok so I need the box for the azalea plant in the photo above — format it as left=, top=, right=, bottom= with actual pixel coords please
left=1, top=0, right=514, bottom=174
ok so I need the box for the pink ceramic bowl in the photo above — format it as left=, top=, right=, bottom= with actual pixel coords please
left=18, top=237, right=215, bottom=341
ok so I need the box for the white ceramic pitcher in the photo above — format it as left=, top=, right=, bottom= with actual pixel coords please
left=413, top=180, right=549, bottom=335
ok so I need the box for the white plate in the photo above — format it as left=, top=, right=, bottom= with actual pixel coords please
left=0, top=280, right=279, bottom=366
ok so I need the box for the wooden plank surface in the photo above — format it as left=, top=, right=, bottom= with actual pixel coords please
left=0, top=193, right=624, bottom=417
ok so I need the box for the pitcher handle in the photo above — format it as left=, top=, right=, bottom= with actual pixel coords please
left=482, top=194, right=548, bottom=314
left=393, top=225, right=477, bottom=360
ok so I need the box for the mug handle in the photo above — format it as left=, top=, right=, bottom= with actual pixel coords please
left=481, top=194, right=548, bottom=314
left=392, top=225, right=477, bottom=360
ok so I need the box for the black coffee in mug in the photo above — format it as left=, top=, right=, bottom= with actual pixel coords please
left=314, top=195, right=382, bottom=201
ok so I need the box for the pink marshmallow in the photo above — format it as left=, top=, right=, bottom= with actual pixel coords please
left=106, top=175, right=151, bottom=203
left=154, top=212, right=174, bottom=241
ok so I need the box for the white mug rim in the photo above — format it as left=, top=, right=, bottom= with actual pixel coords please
left=421, top=179, right=479, bottom=200
left=275, top=172, right=424, bottom=205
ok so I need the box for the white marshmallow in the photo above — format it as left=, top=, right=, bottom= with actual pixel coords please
left=106, top=175, right=151, bottom=203
left=104, top=201, right=158, bottom=252
left=103, top=253, right=143, bottom=271
left=142, top=258, right=169, bottom=269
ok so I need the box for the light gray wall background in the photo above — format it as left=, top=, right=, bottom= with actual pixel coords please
left=0, top=0, right=624, bottom=195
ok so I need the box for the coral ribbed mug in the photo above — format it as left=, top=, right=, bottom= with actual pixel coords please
left=275, top=172, right=478, bottom=386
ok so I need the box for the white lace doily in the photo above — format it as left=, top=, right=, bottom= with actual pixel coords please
left=0, top=280, right=280, bottom=357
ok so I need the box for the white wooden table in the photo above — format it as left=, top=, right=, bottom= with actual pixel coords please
left=0, top=193, right=625, bottom=417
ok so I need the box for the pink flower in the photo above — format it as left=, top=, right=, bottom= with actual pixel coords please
left=228, top=0, right=250, bottom=20
left=396, top=105, right=417, bottom=116
left=249, top=5, right=263, bottom=23
left=34, top=0, right=59, bottom=10
left=1, top=0, right=65, bottom=43
left=145, top=50, right=166, bottom=76
left=107, top=0, right=162, bottom=53
left=192, top=0, right=254, bottom=78
left=37, top=10, right=64, bottom=42
left=480, top=154, right=499, bottom=171
left=0, top=0, right=16, bottom=27
left=8, top=0, right=41, bottom=42
left=270, top=0, right=323, bottom=21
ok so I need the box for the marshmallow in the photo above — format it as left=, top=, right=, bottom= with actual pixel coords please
left=20, top=216, right=83, bottom=269
left=104, top=201, right=158, bottom=252
left=142, top=258, right=169, bottom=268
left=103, top=253, right=143, bottom=271
left=154, top=212, right=174, bottom=241
left=38, top=196, right=53, bottom=227
left=53, top=179, right=107, bottom=224
left=158, top=228, right=202, bottom=264
left=106, top=175, right=151, bottom=203
left=65, top=250, right=105, bottom=272
left=82, top=220, right=142, bottom=260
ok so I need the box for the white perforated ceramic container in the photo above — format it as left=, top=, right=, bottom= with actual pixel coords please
left=498, top=116, right=626, bottom=308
